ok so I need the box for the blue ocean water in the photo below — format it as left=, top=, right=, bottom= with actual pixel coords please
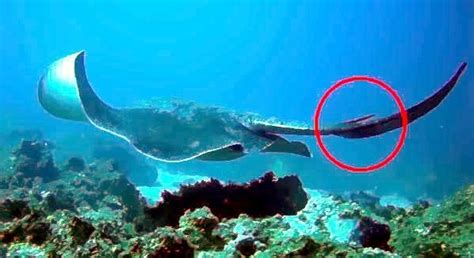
left=0, top=0, right=473, bottom=200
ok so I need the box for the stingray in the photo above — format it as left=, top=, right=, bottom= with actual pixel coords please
left=37, top=52, right=467, bottom=162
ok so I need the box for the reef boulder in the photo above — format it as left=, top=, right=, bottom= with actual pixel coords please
left=11, top=140, right=59, bottom=182
left=136, top=172, right=308, bottom=229
left=352, top=216, right=392, bottom=251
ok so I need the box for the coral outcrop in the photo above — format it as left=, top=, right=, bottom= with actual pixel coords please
left=65, top=157, right=86, bottom=172
left=178, top=207, right=225, bottom=250
left=0, top=211, right=50, bottom=245
left=137, top=172, right=308, bottom=229
left=352, top=216, right=392, bottom=251
left=148, top=233, right=194, bottom=258
left=69, top=217, right=95, bottom=245
left=0, top=199, right=30, bottom=222
left=12, top=140, right=59, bottom=182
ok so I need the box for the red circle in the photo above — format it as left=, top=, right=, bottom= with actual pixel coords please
left=313, top=76, right=408, bottom=173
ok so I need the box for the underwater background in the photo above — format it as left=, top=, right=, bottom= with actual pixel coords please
left=1, top=1, right=474, bottom=257
left=1, top=1, right=473, bottom=202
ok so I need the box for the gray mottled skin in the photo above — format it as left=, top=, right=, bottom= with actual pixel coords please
left=43, top=52, right=468, bottom=162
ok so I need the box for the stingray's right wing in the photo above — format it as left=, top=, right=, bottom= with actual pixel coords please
left=251, top=62, right=467, bottom=139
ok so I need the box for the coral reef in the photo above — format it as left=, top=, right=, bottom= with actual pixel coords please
left=0, top=199, right=30, bottom=222
left=0, top=129, right=43, bottom=173
left=347, top=190, right=406, bottom=220
left=98, top=174, right=144, bottom=222
left=137, top=172, right=308, bottom=229
left=390, top=184, right=474, bottom=257
left=0, top=139, right=147, bottom=257
left=12, top=140, right=59, bottom=182
left=352, top=216, right=392, bottom=251
left=235, top=237, right=257, bottom=256
left=148, top=233, right=194, bottom=258
left=69, top=217, right=95, bottom=245
left=178, top=207, right=225, bottom=250
left=0, top=137, right=472, bottom=257
left=0, top=211, right=50, bottom=245
left=64, top=157, right=86, bottom=172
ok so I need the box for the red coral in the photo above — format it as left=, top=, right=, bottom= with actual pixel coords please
left=140, top=172, right=308, bottom=228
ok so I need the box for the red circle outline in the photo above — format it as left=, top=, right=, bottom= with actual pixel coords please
left=313, top=76, right=408, bottom=173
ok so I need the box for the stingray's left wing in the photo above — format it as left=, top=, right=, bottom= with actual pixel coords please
left=38, top=51, right=256, bottom=163
left=251, top=62, right=467, bottom=139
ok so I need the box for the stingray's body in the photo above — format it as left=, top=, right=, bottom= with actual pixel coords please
left=38, top=52, right=467, bottom=162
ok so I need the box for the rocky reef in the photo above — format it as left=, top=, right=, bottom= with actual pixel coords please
left=0, top=138, right=472, bottom=257
left=136, top=171, right=308, bottom=229
left=389, top=184, right=474, bottom=257
left=12, top=140, right=59, bottom=182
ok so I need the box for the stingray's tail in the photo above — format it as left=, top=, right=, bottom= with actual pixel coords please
left=251, top=62, right=467, bottom=139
